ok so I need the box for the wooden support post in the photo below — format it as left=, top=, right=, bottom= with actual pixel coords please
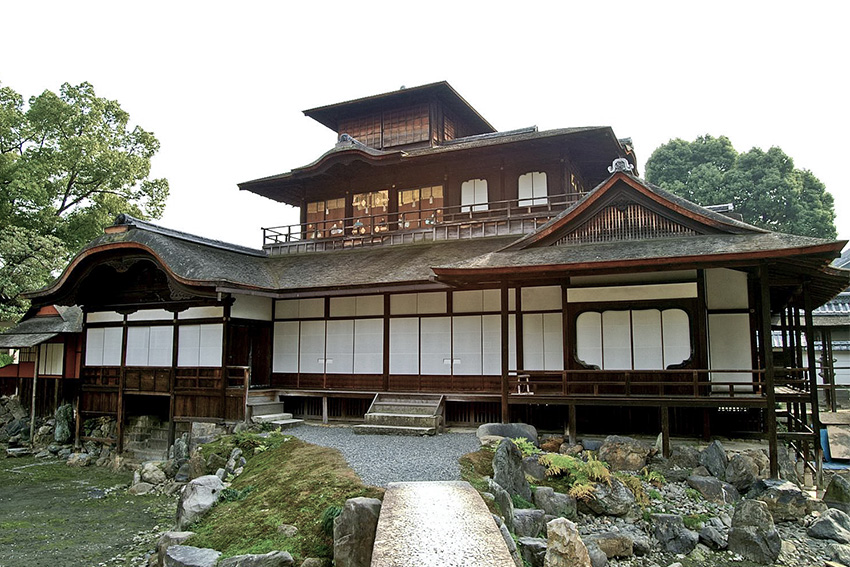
left=702, top=409, right=711, bottom=442
left=661, top=406, right=671, bottom=458
left=500, top=283, right=510, bottom=424
left=568, top=404, right=577, bottom=446
left=322, top=396, right=329, bottom=425
left=759, top=265, right=779, bottom=478
left=29, top=346, right=39, bottom=445
left=117, top=318, right=128, bottom=454
left=803, top=281, right=824, bottom=488
left=74, top=397, right=81, bottom=450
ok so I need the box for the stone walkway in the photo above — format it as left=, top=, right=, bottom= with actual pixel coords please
left=371, top=481, right=516, bottom=567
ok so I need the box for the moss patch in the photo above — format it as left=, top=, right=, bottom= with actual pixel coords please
left=186, top=435, right=382, bottom=561
left=458, top=449, right=495, bottom=494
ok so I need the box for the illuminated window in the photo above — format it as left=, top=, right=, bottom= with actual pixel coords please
left=306, top=198, right=345, bottom=239
left=461, top=179, right=488, bottom=212
left=398, top=185, right=443, bottom=228
left=518, top=172, right=547, bottom=206
left=352, top=191, right=389, bottom=234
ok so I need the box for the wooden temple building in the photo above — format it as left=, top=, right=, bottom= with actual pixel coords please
left=6, top=82, right=849, bottom=477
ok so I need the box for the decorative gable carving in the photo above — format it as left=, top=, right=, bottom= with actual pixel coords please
left=555, top=201, right=698, bottom=245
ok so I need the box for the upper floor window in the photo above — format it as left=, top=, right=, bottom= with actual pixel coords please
left=518, top=172, right=548, bottom=207
left=306, top=199, right=345, bottom=239
left=461, top=179, right=488, bottom=212
left=352, top=190, right=389, bottom=234
left=398, top=185, right=444, bottom=228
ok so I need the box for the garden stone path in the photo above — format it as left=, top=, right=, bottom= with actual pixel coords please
left=371, top=481, right=515, bottom=567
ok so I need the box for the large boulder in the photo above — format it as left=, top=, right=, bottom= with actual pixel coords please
left=544, top=518, right=591, bottom=567
left=513, top=508, right=546, bottom=538
left=489, top=478, right=515, bottom=532
left=494, top=516, right=523, bottom=567
left=477, top=423, right=538, bottom=446
left=533, top=487, right=576, bottom=519
left=164, top=545, right=221, bottom=567
left=583, top=542, right=607, bottom=567
left=828, top=542, right=850, bottom=566
left=584, top=532, right=633, bottom=558
left=583, top=478, right=635, bottom=517
left=156, top=531, right=195, bottom=567
left=333, top=497, right=381, bottom=567
left=725, top=453, right=759, bottom=492
left=752, top=479, right=810, bottom=522
left=141, top=462, right=168, bottom=485
left=517, top=537, right=547, bottom=567
left=598, top=436, right=652, bottom=472
left=619, top=526, right=651, bottom=556
left=698, top=440, right=728, bottom=480
left=493, top=438, right=532, bottom=502
left=218, top=551, right=295, bottom=567
left=66, top=452, right=91, bottom=467
left=54, top=404, right=73, bottom=443
left=522, top=456, right=548, bottom=481
left=686, top=475, right=740, bottom=505
left=825, top=474, right=850, bottom=514
left=652, top=514, right=698, bottom=554
left=727, top=500, right=781, bottom=564
left=808, top=508, right=850, bottom=544
left=699, top=525, right=728, bottom=550
left=668, top=446, right=701, bottom=470
left=176, top=475, right=225, bottom=530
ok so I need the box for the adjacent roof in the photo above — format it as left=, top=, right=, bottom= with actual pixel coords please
left=0, top=305, right=82, bottom=348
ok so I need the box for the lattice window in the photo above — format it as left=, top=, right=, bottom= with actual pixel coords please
left=557, top=202, right=697, bottom=245
left=338, top=114, right=382, bottom=147
left=382, top=104, right=429, bottom=147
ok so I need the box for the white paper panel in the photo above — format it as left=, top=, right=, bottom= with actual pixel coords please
left=453, top=290, right=483, bottom=313
left=178, top=306, right=224, bottom=320
left=483, top=289, right=501, bottom=312
left=198, top=324, right=223, bottom=367
left=273, top=321, right=300, bottom=372
left=576, top=312, right=603, bottom=369
left=356, top=295, right=384, bottom=316
left=421, top=317, right=451, bottom=375
left=299, top=320, right=326, bottom=374
left=453, top=316, right=482, bottom=376
left=275, top=300, right=300, bottom=319
left=389, top=318, right=419, bottom=374
left=522, top=314, right=544, bottom=370
left=662, top=309, right=691, bottom=367
left=330, top=297, right=356, bottom=317
left=417, top=292, right=446, bottom=314
left=232, top=295, right=272, bottom=321
left=508, top=314, right=517, bottom=371
left=38, top=343, right=64, bottom=375
left=518, top=171, right=547, bottom=206
left=149, top=327, right=174, bottom=366
left=521, top=286, right=562, bottom=311
left=631, top=310, right=663, bottom=370
left=126, top=327, right=150, bottom=366
left=127, top=309, right=173, bottom=322
left=299, top=298, right=325, bottom=318
left=705, top=268, right=749, bottom=310
left=602, top=311, right=632, bottom=370
left=390, top=294, right=418, bottom=315
left=102, top=327, right=123, bottom=366
left=568, top=283, right=697, bottom=303
left=461, top=179, right=488, bottom=212
left=482, top=315, right=502, bottom=375
left=85, top=328, right=104, bottom=366
left=543, top=313, right=564, bottom=371
left=708, top=313, right=752, bottom=391
left=87, top=311, right=123, bottom=323
left=178, top=325, right=200, bottom=367
left=354, top=319, right=384, bottom=374
left=326, top=320, right=354, bottom=374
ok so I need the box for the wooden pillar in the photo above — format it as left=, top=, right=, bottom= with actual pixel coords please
left=500, top=282, right=510, bottom=423
left=382, top=294, right=390, bottom=392
left=568, top=404, right=577, bottom=446
left=221, top=298, right=232, bottom=422
left=322, top=396, right=329, bottom=424
left=803, top=281, right=824, bottom=487
left=759, top=264, right=779, bottom=478
left=74, top=397, right=82, bottom=450
left=168, top=312, right=178, bottom=449
left=117, top=318, right=128, bottom=454
left=661, top=405, right=671, bottom=458
left=29, top=346, right=39, bottom=445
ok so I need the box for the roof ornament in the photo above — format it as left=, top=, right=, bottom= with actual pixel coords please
left=608, top=157, right=634, bottom=174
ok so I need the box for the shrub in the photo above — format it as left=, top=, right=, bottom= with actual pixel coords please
left=539, top=453, right=610, bottom=486
left=220, top=486, right=255, bottom=503
left=685, top=487, right=702, bottom=501
left=614, top=472, right=648, bottom=507
left=641, top=468, right=666, bottom=487
left=648, top=488, right=663, bottom=501
left=512, top=493, right=534, bottom=509
left=511, top=437, right=541, bottom=458
left=319, top=505, right=343, bottom=537
left=683, top=513, right=712, bottom=530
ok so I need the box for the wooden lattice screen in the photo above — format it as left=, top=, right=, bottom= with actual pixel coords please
left=556, top=202, right=697, bottom=245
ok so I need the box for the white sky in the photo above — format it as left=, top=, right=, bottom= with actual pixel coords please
left=4, top=1, right=848, bottom=249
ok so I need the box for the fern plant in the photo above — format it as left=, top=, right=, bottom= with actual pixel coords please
left=511, top=437, right=542, bottom=458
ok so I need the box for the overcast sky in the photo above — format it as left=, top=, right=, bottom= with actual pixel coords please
left=4, top=1, right=848, bottom=249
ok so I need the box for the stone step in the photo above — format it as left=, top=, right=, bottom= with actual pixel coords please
left=248, top=401, right=286, bottom=416
left=262, top=418, right=304, bottom=429
left=365, top=412, right=440, bottom=428
left=371, top=481, right=515, bottom=567
left=352, top=424, right=436, bottom=436
left=371, top=402, right=439, bottom=415
left=252, top=412, right=294, bottom=423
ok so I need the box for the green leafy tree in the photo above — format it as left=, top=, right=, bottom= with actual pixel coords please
left=0, top=81, right=168, bottom=319
left=645, top=135, right=836, bottom=239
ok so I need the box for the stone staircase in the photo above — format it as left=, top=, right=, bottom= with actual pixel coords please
left=246, top=395, right=303, bottom=429
left=353, top=393, right=444, bottom=436
left=124, top=415, right=170, bottom=462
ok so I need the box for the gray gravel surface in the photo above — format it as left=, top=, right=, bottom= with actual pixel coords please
left=286, top=424, right=480, bottom=487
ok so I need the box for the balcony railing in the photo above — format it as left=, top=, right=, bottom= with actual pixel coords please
left=262, top=193, right=584, bottom=254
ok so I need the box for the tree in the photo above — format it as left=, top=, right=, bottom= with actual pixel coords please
left=0, top=81, right=168, bottom=319
left=645, top=135, right=836, bottom=239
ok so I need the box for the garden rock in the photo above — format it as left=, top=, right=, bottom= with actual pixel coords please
left=725, top=453, right=759, bottom=492
left=698, top=440, right=728, bottom=480
left=513, top=508, right=546, bottom=538
left=698, top=525, right=728, bottom=550
left=489, top=478, right=515, bottom=531
left=477, top=422, right=538, bottom=446
left=686, top=475, right=740, bottom=504
left=584, top=478, right=635, bottom=517
left=598, top=435, right=652, bottom=472
left=523, top=455, right=548, bottom=481
left=580, top=439, right=602, bottom=452
left=620, top=526, right=651, bottom=555
left=744, top=448, right=770, bottom=478
left=652, top=514, right=698, bottom=554
left=142, top=462, right=167, bottom=485
left=164, top=545, right=221, bottom=567
left=277, top=524, right=298, bottom=537
left=668, top=445, right=700, bottom=469
left=808, top=508, right=850, bottom=544
left=493, top=438, right=532, bottom=502
left=299, top=559, right=328, bottom=567
left=333, top=497, right=381, bottom=567
left=828, top=542, right=850, bottom=565
left=206, top=452, right=227, bottom=474
left=479, top=435, right=504, bottom=448
left=66, top=452, right=91, bottom=467
left=176, top=475, right=225, bottom=530
left=825, top=474, right=850, bottom=514
left=584, top=531, right=633, bottom=558
left=517, top=536, right=547, bottom=567
left=54, top=404, right=73, bottom=443
left=752, top=479, right=809, bottom=522
left=727, top=499, right=781, bottom=564
left=496, top=518, right=523, bottom=567
left=129, top=481, right=155, bottom=495
left=544, top=518, right=591, bottom=567
left=156, top=531, right=195, bottom=566
left=777, top=444, right=800, bottom=485
left=171, top=434, right=190, bottom=461
left=218, top=551, right=295, bottom=567
left=584, top=542, right=607, bottom=567
left=533, top=486, right=576, bottom=519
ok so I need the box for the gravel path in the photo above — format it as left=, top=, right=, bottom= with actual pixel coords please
left=286, top=424, right=480, bottom=487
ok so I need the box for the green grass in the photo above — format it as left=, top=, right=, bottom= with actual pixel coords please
left=683, top=512, right=712, bottom=530
left=186, top=435, right=382, bottom=561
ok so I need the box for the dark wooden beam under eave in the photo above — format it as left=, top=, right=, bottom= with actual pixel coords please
left=759, top=264, right=779, bottom=478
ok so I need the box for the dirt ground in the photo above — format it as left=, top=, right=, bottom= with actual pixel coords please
left=0, top=456, right=175, bottom=567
